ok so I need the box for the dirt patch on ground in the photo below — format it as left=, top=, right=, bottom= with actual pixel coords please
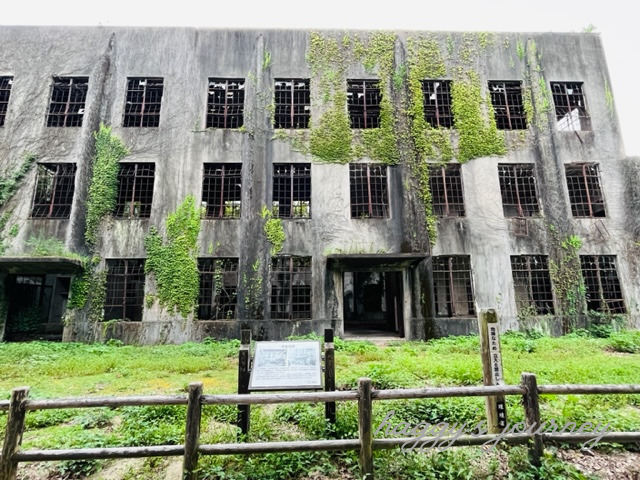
left=557, top=448, right=640, bottom=479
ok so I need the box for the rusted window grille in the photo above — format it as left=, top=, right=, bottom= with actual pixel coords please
left=274, top=79, right=310, bottom=129
left=510, top=255, right=555, bottom=315
left=104, top=259, right=145, bottom=322
left=350, top=163, right=389, bottom=218
left=432, top=256, right=475, bottom=317
left=31, top=163, right=77, bottom=219
left=488, top=81, right=527, bottom=130
left=272, top=163, right=311, bottom=219
left=46, top=77, right=89, bottom=127
left=0, top=76, right=14, bottom=127
left=114, top=163, right=155, bottom=218
left=565, top=163, right=605, bottom=217
left=551, top=82, right=590, bottom=131
left=271, top=256, right=312, bottom=320
left=202, top=163, right=242, bottom=219
left=206, top=78, right=245, bottom=129
left=347, top=80, right=381, bottom=128
left=198, top=258, right=238, bottom=320
left=498, top=164, right=540, bottom=217
left=428, top=164, right=465, bottom=217
left=512, top=217, right=529, bottom=237
left=123, top=77, right=163, bottom=127
left=422, top=80, right=453, bottom=128
left=580, top=255, right=625, bottom=313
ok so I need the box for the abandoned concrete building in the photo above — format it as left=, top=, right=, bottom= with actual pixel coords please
left=0, top=26, right=638, bottom=344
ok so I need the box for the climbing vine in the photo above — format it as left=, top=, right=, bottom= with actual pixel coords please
left=144, top=195, right=202, bottom=318
left=261, top=206, right=285, bottom=255
left=0, top=151, right=38, bottom=209
left=85, top=124, right=129, bottom=248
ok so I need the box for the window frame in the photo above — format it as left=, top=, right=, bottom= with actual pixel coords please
left=550, top=81, right=591, bottom=131
left=565, top=163, right=606, bottom=218
left=46, top=76, right=89, bottom=127
left=201, top=163, right=243, bottom=219
left=0, top=76, right=14, bottom=127
left=428, top=164, right=465, bottom=217
left=30, top=163, right=77, bottom=219
left=270, top=256, right=312, bottom=320
left=432, top=255, right=476, bottom=318
left=198, top=258, right=239, bottom=320
left=123, top=77, right=164, bottom=128
left=497, top=164, right=541, bottom=218
left=349, top=163, right=389, bottom=219
left=422, top=79, right=453, bottom=128
left=510, top=255, right=555, bottom=315
left=104, top=259, right=146, bottom=322
left=580, top=255, right=626, bottom=314
left=488, top=80, right=527, bottom=130
left=347, top=79, right=382, bottom=129
left=272, top=163, right=311, bottom=219
left=274, top=78, right=310, bottom=129
left=114, top=163, right=155, bottom=219
left=206, top=78, right=245, bottom=129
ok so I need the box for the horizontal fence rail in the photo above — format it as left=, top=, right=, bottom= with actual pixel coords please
left=1, top=375, right=640, bottom=480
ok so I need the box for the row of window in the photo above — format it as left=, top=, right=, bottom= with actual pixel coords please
left=103, top=253, right=625, bottom=323
left=0, top=76, right=589, bottom=132
left=430, top=162, right=606, bottom=219
left=31, top=160, right=604, bottom=223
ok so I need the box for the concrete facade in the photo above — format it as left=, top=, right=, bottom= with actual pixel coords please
left=0, top=27, right=638, bottom=344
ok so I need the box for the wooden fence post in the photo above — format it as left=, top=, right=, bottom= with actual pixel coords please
left=183, top=382, right=203, bottom=480
left=0, top=386, right=29, bottom=480
left=521, top=372, right=543, bottom=469
left=237, top=329, right=251, bottom=439
left=358, top=377, right=374, bottom=480
left=478, top=309, right=507, bottom=433
left=324, top=328, right=336, bottom=426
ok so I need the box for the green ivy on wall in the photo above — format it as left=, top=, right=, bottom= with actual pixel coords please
left=85, top=124, right=129, bottom=247
left=144, top=195, right=202, bottom=318
left=0, top=152, right=37, bottom=209
left=261, top=206, right=285, bottom=255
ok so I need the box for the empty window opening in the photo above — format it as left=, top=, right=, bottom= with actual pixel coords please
left=198, top=258, right=238, bottom=320
left=429, top=164, right=465, bottom=217
left=206, top=78, right=245, bottom=129
left=104, top=259, right=145, bottom=322
left=46, top=77, right=89, bottom=127
left=272, top=163, right=311, bottom=218
left=202, top=163, right=242, bottom=219
left=347, top=80, right=381, bottom=128
left=271, top=256, right=312, bottom=320
left=343, top=271, right=404, bottom=335
left=489, top=81, right=527, bottom=130
left=432, top=256, right=475, bottom=317
left=123, top=77, right=163, bottom=127
left=0, top=76, right=14, bottom=127
left=422, top=80, right=453, bottom=128
left=498, top=164, right=540, bottom=217
left=565, top=163, right=605, bottom=218
left=274, top=79, right=310, bottom=129
left=580, top=255, right=625, bottom=314
left=551, top=82, right=590, bottom=131
left=510, top=255, right=555, bottom=315
left=115, top=163, right=155, bottom=218
left=350, top=163, right=389, bottom=218
left=31, top=163, right=77, bottom=219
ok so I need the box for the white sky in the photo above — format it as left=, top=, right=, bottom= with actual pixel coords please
left=3, top=0, right=638, bottom=156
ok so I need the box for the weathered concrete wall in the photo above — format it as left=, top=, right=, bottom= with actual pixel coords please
left=0, top=27, right=637, bottom=343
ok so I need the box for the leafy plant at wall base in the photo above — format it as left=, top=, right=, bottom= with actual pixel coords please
left=85, top=124, right=129, bottom=247
left=144, top=195, right=201, bottom=318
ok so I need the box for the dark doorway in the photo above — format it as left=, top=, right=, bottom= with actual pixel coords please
left=4, top=274, right=70, bottom=341
left=343, top=271, right=404, bottom=336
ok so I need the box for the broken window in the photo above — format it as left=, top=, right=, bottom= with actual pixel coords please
left=565, top=163, right=605, bottom=217
left=201, top=163, right=242, bottom=219
left=272, top=163, right=311, bottom=218
left=104, top=259, right=145, bottom=322
left=271, top=256, right=312, bottom=320
left=580, top=255, right=625, bottom=314
left=198, top=258, right=238, bottom=320
left=31, top=163, right=77, bottom=219
left=123, top=77, right=164, bottom=127
left=206, top=78, right=245, bottom=129
left=114, top=163, right=155, bottom=218
left=350, top=163, right=389, bottom=218
left=432, top=256, right=475, bottom=317
left=510, top=255, right=555, bottom=315
left=274, top=79, right=310, bottom=129
left=0, top=76, right=14, bottom=127
left=422, top=80, right=453, bottom=128
left=498, top=164, right=540, bottom=217
left=428, top=164, right=465, bottom=217
left=347, top=80, right=381, bottom=128
left=46, top=77, right=89, bottom=127
left=551, top=82, right=590, bottom=131
left=488, top=81, right=527, bottom=130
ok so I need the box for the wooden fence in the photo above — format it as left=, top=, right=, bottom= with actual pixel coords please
left=1, top=373, right=640, bottom=480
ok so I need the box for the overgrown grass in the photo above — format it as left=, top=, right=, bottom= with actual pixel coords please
left=1, top=332, right=639, bottom=479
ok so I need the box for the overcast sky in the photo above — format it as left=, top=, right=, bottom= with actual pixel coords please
left=3, top=0, right=638, bottom=155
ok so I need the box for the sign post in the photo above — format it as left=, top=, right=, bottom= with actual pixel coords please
left=478, top=309, right=507, bottom=434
